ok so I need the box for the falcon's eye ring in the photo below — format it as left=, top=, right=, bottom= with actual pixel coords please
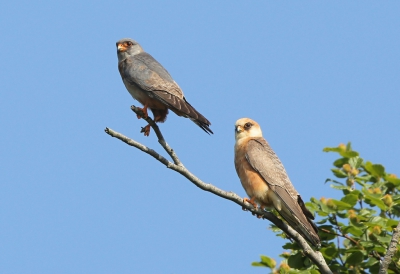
left=244, top=122, right=252, bottom=129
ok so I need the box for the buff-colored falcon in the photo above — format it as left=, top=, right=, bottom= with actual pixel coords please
left=116, top=38, right=213, bottom=136
left=234, top=118, right=320, bottom=247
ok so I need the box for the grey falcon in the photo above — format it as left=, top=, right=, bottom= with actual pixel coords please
left=116, top=38, right=213, bottom=136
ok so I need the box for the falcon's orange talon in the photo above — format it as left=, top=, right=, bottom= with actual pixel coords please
left=243, top=197, right=258, bottom=209
left=136, top=104, right=149, bottom=119
left=140, top=124, right=151, bottom=136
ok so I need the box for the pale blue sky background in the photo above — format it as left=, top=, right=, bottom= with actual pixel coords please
left=1, top=1, right=399, bottom=273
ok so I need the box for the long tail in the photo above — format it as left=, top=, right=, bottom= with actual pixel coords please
left=183, top=99, right=213, bottom=134
left=150, top=91, right=213, bottom=134
left=278, top=204, right=320, bottom=248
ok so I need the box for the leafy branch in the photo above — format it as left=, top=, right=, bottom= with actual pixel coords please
left=254, top=143, right=400, bottom=273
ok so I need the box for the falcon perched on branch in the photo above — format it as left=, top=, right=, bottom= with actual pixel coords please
left=234, top=118, right=320, bottom=247
left=116, top=38, right=213, bottom=136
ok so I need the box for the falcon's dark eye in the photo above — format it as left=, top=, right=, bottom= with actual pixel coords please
left=244, top=122, right=252, bottom=130
left=126, top=41, right=133, bottom=46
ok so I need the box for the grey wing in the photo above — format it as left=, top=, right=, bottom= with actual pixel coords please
left=245, top=138, right=320, bottom=247
left=127, top=52, right=184, bottom=99
left=245, top=138, right=298, bottom=198
left=122, top=53, right=212, bottom=134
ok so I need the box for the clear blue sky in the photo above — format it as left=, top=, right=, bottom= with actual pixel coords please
left=1, top=1, right=399, bottom=273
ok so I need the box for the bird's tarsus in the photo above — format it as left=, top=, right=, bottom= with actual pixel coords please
left=136, top=104, right=149, bottom=119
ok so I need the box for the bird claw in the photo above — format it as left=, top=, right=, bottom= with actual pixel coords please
left=140, top=124, right=151, bottom=136
left=136, top=112, right=148, bottom=119
left=136, top=104, right=149, bottom=120
left=249, top=211, right=263, bottom=219
left=243, top=197, right=258, bottom=209
left=243, top=197, right=263, bottom=217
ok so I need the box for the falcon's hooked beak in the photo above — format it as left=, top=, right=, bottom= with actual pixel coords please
left=117, top=43, right=127, bottom=52
left=235, top=125, right=243, bottom=133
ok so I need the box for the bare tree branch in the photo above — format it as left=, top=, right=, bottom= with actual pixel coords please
left=379, top=222, right=400, bottom=274
left=105, top=105, right=332, bottom=274
left=131, top=105, right=182, bottom=167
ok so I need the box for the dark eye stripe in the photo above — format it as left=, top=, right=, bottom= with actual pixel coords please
left=244, top=122, right=252, bottom=129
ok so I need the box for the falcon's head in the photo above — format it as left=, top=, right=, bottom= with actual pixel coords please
left=235, top=118, right=263, bottom=141
left=116, top=38, right=143, bottom=61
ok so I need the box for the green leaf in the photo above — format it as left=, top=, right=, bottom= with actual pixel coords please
left=251, top=255, right=276, bottom=268
left=330, top=184, right=349, bottom=190
left=362, top=188, right=387, bottom=210
left=363, top=257, right=378, bottom=267
left=369, top=263, right=380, bottom=273
left=373, top=245, right=387, bottom=253
left=386, top=175, right=400, bottom=187
left=260, top=255, right=276, bottom=268
left=359, top=241, right=374, bottom=248
left=386, top=219, right=399, bottom=230
left=391, top=194, right=400, bottom=201
left=339, top=151, right=359, bottom=158
left=331, top=169, right=348, bottom=178
left=279, top=253, right=290, bottom=259
left=282, top=242, right=300, bottom=250
left=364, top=257, right=379, bottom=268
left=364, top=162, right=385, bottom=178
left=303, top=257, right=312, bottom=268
left=364, top=197, right=387, bottom=210
left=333, top=158, right=348, bottom=168
left=345, top=251, right=364, bottom=265
left=350, top=189, right=362, bottom=197
left=319, top=225, right=337, bottom=241
left=320, top=246, right=337, bottom=260
left=323, top=147, right=343, bottom=153
left=376, top=235, right=391, bottom=244
left=331, top=199, right=352, bottom=210
left=312, top=198, right=336, bottom=214
left=316, top=211, right=330, bottom=216
left=341, top=194, right=358, bottom=207
left=305, top=202, right=319, bottom=212
left=349, top=156, right=363, bottom=169
left=359, top=208, right=377, bottom=217
left=316, top=218, right=328, bottom=224
left=343, top=225, right=364, bottom=237
left=251, top=262, right=267, bottom=267
left=368, top=216, right=386, bottom=227
left=325, top=179, right=344, bottom=185
left=336, top=211, right=348, bottom=219
left=287, top=252, right=305, bottom=269
left=323, top=146, right=359, bottom=158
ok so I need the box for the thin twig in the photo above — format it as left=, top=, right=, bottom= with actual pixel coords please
left=105, top=112, right=332, bottom=274
left=379, top=223, right=400, bottom=274
left=320, top=228, right=362, bottom=249
left=130, top=105, right=182, bottom=167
